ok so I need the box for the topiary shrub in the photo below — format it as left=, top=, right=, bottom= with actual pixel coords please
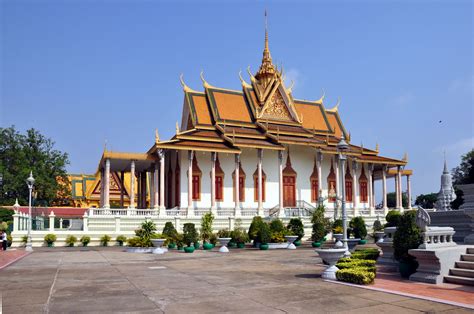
left=336, top=268, right=375, bottom=285
left=332, top=219, right=343, bottom=234
left=385, top=210, right=401, bottom=228
left=311, top=205, right=326, bottom=242
left=287, top=218, right=304, bottom=241
left=44, top=234, right=57, bottom=246
left=65, top=235, right=77, bottom=247
left=350, top=216, right=367, bottom=239
left=336, top=259, right=376, bottom=273
left=257, top=222, right=271, bottom=245
left=393, top=210, right=422, bottom=262
left=80, top=236, right=90, bottom=247
left=100, top=234, right=111, bottom=246
left=269, top=219, right=288, bottom=243
left=248, top=216, right=265, bottom=244
left=217, top=229, right=232, bottom=238
left=351, top=248, right=380, bottom=260
left=200, top=212, right=214, bottom=244
left=116, top=235, right=127, bottom=246
left=183, top=223, right=198, bottom=247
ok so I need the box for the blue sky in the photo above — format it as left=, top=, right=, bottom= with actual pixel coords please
left=1, top=0, right=473, bottom=201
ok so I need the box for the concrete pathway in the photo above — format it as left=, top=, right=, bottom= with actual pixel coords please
left=0, top=247, right=471, bottom=313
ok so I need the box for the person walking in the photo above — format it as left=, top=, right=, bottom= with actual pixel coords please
left=1, top=231, right=7, bottom=251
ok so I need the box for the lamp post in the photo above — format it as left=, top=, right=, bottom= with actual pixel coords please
left=336, top=135, right=350, bottom=257
left=25, top=171, right=35, bottom=252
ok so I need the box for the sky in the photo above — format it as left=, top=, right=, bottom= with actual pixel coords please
left=1, top=0, right=473, bottom=201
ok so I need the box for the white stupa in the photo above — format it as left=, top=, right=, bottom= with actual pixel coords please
left=435, top=159, right=457, bottom=211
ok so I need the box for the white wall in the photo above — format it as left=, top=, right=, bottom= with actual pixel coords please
left=178, top=146, right=371, bottom=210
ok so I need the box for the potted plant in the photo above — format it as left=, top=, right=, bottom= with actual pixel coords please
left=44, top=234, right=57, bottom=247
left=163, top=221, right=178, bottom=249
left=175, top=233, right=184, bottom=250
left=80, top=236, right=90, bottom=247
left=231, top=228, right=249, bottom=249
left=258, top=223, right=271, bottom=250
left=311, top=205, right=326, bottom=248
left=373, top=218, right=384, bottom=243
left=287, top=218, right=304, bottom=247
left=65, top=235, right=77, bottom=247
left=350, top=216, right=367, bottom=244
left=217, top=229, right=232, bottom=252
left=269, top=219, right=287, bottom=244
left=100, top=234, right=111, bottom=247
left=394, top=210, right=422, bottom=278
left=200, top=212, right=214, bottom=250
left=116, top=235, right=127, bottom=247
left=248, top=216, right=264, bottom=247
left=183, top=223, right=198, bottom=253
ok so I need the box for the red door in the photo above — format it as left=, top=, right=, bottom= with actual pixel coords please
left=215, top=176, right=223, bottom=201
left=283, top=176, right=296, bottom=207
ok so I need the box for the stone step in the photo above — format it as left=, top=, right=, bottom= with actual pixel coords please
left=461, top=254, right=474, bottom=262
left=467, top=247, right=474, bottom=255
left=450, top=268, right=474, bottom=278
left=456, top=261, right=474, bottom=270
left=444, top=275, right=474, bottom=286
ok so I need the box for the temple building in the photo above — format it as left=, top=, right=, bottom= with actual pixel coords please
left=73, top=22, right=413, bottom=219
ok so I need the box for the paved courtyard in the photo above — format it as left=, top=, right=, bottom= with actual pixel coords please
left=0, top=247, right=471, bottom=313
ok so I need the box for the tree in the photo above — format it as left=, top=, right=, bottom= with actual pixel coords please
left=415, top=193, right=438, bottom=209
left=0, top=126, right=70, bottom=206
left=452, top=149, right=474, bottom=185
left=386, top=192, right=408, bottom=208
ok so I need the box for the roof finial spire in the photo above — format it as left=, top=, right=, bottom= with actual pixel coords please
left=443, top=151, right=448, bottom=173
left=264, top=9, right=269, bottom=53
left=255, top=10, right=276, bottom=82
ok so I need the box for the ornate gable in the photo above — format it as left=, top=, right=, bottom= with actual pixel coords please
left=261, top=88, right=292, bottom=121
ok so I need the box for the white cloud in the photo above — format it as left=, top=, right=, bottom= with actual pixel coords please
left=283, top=68, right=301, bottom=91
left=391, top=91, right=414, bottom=106
left=448, top=75, right=474, bottom=93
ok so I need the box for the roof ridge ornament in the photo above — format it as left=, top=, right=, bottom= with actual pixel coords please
left=200, top=71, right=211, bottom=88
left=155, top=128, right=160, bottom=143
left=176, top=121, right=180, bottom=135
left=375, top=142, right=380, bottom=153
left=403, top=152, right=408, bottom=162
left=327, top=97, right=340, bottom=112
left=179, top=74, right=195, bottom=92
left=316, top=89, right=325, bottom=104
left=239, top=70, right=251, bottom=88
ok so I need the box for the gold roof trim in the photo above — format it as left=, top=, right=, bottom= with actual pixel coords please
left=180, top=74, right=199, bottom=93
left=239, top=70, right=252, bottom=88
left=327, top=97, right=340, bottom=113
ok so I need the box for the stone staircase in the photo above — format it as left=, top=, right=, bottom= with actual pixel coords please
left=445, top=247, right=474, bottom=286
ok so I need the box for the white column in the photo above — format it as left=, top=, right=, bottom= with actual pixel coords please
left=234, top=154, right=241, bottom=217
left=99, top=168, right=104, bottom=207
left=104, top=158, right=111, bottom=209
left=278, top=150, right=285, bottom=217
left=397, top=166, right=403, bottom=211
left=368, top=164, right=375, bottom=216
left=150, top=170, right=155, bottom=209
left=187, top=150, right=194, bottom=216
left=159, top=150, right=165, bottom=211
left=382, top=165, right=388, bottom=214
left=211, top=152, right=216, bottom=213
left=13, top=212, right=19, bottom=232
left=257, top=149, right=263, bottom=216
left=352, top=160, right=359, bottom=216
left=154, top=163, right=159, bottom=210
left=317, top=151, right=323, bottom=204
left=49, top=211, right=55, bottom=232
left=129, top=160, right=136, bottom=209
left=407, top=175, right=412, bottom=210
left=82, top=213, right=88, bottom=232
left=335, top=157, right=340, bottom=206
left=395, top=170, right=400, bottom=210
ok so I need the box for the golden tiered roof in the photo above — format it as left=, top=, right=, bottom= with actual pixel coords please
left=149, top=17, right=407, bottom=168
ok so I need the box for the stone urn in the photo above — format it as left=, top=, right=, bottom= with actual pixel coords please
left=374, top=231, right=385, bottom=243
left=284, top=235, right=299, bottom=250
left=218, top=237, right=232, bottom=253
left=315, top=248, right=346, bottom=280
left=347, top=238, right=361, bottom=252
left=151, top=239, right=167, bottom=254
left=376, top=227, right=398, bottom=266
left=333, top=234, right=343, bottom=248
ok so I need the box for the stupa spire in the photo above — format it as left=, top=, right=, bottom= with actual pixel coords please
left=255, top=10, right=277, bottom=82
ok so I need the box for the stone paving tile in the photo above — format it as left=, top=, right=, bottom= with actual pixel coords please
left=335, top=303, right=423, bottom=313
left=392, top=298, right=459, bottom=312
left=2, top=303, right=46, bottom=314
left=0, top=247, right=469, bottom=313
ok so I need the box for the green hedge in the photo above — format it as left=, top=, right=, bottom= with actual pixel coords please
left=336, top=262, right=376, bottom=274
left=336, top=268, right=375, bottom=285
left=351, top=248, right=380, bottom=261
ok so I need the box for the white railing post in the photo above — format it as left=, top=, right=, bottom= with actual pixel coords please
left=115, top=216, right=120, bottom=233
left=59, top=218, right=63, bottom=230
left=49, top=211, right=55, bottom=232
left=13, top=212, right=20, bottom=232
left=228, top=216, right=235, bottom=231
left=174, top=216, right=181, bottom=232
left=83, top=213, right=88, bottom=232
